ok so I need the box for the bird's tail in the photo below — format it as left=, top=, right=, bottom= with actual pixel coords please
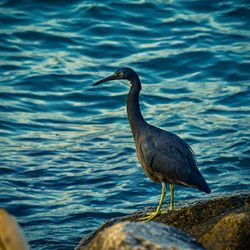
left=198, top=181, right=211, bottom=194
left=191, top=173, right=211, bottom=194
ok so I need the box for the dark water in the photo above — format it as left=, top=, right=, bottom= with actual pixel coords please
left=0, top=0, right=249, bottom=249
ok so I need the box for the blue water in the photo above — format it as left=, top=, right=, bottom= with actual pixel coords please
left=0, top=0, right=249, bottom=249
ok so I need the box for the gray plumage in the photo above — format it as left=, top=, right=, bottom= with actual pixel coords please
left=93, top=67, right=210, bottom=220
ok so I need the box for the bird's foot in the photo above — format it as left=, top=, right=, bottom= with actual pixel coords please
left=138, top=210, right=168, bottom=222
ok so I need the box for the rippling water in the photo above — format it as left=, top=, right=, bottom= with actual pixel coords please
left=0, top=0, right=249, bottom=249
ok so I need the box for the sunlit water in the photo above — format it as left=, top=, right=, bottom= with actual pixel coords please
left=0, top=0, right=249, bottom=249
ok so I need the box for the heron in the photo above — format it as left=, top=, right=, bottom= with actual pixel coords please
left=93, top=67, right=211, bottom=221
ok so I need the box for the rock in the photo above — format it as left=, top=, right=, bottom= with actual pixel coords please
left=201, top=212, right=250, bottom=250
left=78, top=221, right=205, bottom=250
left=76, top=191, right=250, bottom=250
left=0, top=209, right=30, bottom=250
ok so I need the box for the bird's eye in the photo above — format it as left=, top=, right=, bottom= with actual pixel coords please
left=119, top=72, right=124, bottom=77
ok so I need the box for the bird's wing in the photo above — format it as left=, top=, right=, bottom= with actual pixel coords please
left=139, top=126, right=202, bottom=185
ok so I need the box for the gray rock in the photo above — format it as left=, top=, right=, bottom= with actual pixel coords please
left=77, top=221, right=205, bottom=250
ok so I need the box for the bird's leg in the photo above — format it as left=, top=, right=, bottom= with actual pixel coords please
left=139, top=182, right=166, bottom=221
left=169, top=184, right=174, bottom=210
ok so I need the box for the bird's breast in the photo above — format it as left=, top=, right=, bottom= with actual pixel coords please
left=135, top=142, right=163, bottom=184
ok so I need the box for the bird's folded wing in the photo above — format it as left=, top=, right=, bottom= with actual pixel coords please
left=140, top=138, right=185, bottom=181
left=140, top=133, right=202, bottom=186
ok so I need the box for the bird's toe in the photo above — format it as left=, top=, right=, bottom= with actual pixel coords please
left=138, top=210, right=168, bottom=221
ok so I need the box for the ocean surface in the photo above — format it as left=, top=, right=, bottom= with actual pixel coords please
left=0, top=0, right=249, bottom=249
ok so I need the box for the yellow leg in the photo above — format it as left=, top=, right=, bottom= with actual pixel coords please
left=169, top=184, right=174, bottom=210
left=139, top=182, right=167, bottom=221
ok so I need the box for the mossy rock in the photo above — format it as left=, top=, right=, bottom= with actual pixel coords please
left=201, top=212, right=250, bottom=250
left=76, top=191, right=250, bottom=250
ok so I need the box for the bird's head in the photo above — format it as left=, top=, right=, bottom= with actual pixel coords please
left=93, top=67, right=139, bottom=86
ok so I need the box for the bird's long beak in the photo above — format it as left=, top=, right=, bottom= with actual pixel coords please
left=93, top=74, right=117, bottom=86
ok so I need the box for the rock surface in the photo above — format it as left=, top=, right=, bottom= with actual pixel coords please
left=79, top=221, right=205, bottom=250
left=0, top=209, right=30, bottom=250
left=201, top=211, right=250, bottom=250
left=76, top=191, right=250, bottom=250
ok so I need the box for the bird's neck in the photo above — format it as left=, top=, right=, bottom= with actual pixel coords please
left=127, top=77, right=147, bottom=140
